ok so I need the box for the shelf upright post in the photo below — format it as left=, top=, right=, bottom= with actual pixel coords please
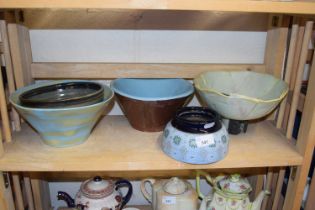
left=0, top=172, right=16, bottom=210
left=283, top=35, right=315, bottom=210
left=0, top=20, right=20, bottom=132
left=7, top=23, right=33, bottom=89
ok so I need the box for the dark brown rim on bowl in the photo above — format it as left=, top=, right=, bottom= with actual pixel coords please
left=19, top=81, right=104, bottom=108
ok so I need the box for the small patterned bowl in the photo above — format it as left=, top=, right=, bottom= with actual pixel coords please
left=162, top=107, right=229, bottom=164
left=10, top=81, right=114, bottom=147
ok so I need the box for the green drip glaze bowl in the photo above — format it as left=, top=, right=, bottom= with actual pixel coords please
left=194, top=71, right=289, bottom=120
left=10, top=81, right=114, bottom=147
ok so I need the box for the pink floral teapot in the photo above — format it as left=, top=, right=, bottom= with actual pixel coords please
left=57, top=176, right=132, bottom=210
left=196, top=171, right=269, bottom=210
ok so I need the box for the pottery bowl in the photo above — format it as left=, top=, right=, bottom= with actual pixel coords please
left=111, top=78, right=194, bottom=132
left=194, top=71, right=288, bottom=120
left=162, top=107, right=229, bottom=164
left=10, top=81, right=114, bottom=147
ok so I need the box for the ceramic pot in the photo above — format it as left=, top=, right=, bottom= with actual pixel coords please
left=58, top=176, right=133, bottom=210
left=10, top=81, right=114, bottom=147
left=196, top=171, right=269, bottom=210
left=162, top=107, right=229, bottom=164
left=194, top=71, right=288, bottom=120
left=111, top=78, right=194, bottom=132
left=141, top=177, right=198, bottom=210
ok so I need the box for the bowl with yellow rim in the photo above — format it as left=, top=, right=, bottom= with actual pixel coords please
left=194, top=71, right=288, bottom=120
left=10, top=81, right=114, bottom=147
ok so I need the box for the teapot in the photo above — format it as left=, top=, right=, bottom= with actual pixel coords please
left=141, top=177, right=198, bottom=210
left=196, top=171, right=269, bottom=210
left=57, top=176, right=133, bottom=210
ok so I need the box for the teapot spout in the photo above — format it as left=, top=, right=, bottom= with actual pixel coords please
left=252, top=191, right=269, bottom=210
left=57, top=191, right=75, bottom=208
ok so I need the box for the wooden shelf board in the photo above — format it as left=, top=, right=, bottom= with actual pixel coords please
left=31, top=63, right=266, bottom=79
left=20, top=9, right=269, bottom=31
left=0, top=116, right=302, bottom=171
left=2, top=1, right=315, bottom=14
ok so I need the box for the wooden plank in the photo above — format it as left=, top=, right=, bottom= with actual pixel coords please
left=264, top=15, right=289, bottom=79
left=286, top=21, right=313, bottom=139
left=273, top=25, right=299, bottom=210
left=7, top=24, right=33, bottom=89
left=23, top=176, right=34, bottom=210
left=0, top=173, right=16, bottom=210
left=0, top=42, right=3, bottom=53
left=297, top=93, right=305, bottom=112
left=29, top=168, right=268, bottom=181
left=264, top=15, right=288, bottom=122
left=283, top=24, right=305, bottom=131
left=0, top=123, right=4, bottom=157
left=272, top=168, right=285, bottom=210
left=19, top=9, right=269, bottom=31
left=2, top=1, right=315, bottom=14
left=12, top=174, right=24, bottom=210
left=30, top=179, right=43, bottom=210
left=305, top=169, right=315, bottom=210
left=18, top=24, right=33, bottom=85
left=276, top=24, right=299, bottom=129
left=0, top=49, right=11, bottom=142
left=277, top=195, right=284, bottom=210
left=0, top=20, right=20, bottom=132
left=283, top=39, right=315, bottom=210
left=254, top=175, right=265, bottom=198
left=261, top=170, right=273, bottom=210
left=289, top=25, right=305, bottom=90
left=0, top=116, right=303, bottom=171
left=40, top=180, right=51, bottom=210
left=31, top=63, right=266, bottom=79
left=30, top=179, right=51, bottom=210
left=267, top=170, right=280, bottom=210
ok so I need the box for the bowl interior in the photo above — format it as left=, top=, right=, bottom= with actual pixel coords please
left=11, top=81, right=113, bottom=111
left=20, top=81, right=103, bottom=103
left=111, top=78, right=194, bottom=101
left=194, top=71, right=288, bottom=101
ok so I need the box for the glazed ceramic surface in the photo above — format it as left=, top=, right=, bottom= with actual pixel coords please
left=162, top=107, right=229, bottom=164
left=194, top=71, right=289, bottom=120
left=196, top=171, right=268, bottom=210
left=58, top=176, right=133, bottom=210
left=141, top=177, right=198, bottom=210
left=19, top=81, right=104, bottom=108
left=10, top=81, right=113, bottom=147
left=111, top=79, right=194, bottom=132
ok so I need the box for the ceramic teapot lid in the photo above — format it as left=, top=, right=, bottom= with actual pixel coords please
left=80, top=176, right=115, bottom=199
left=163, top=177, right=188, bottom=195
left=218, top=174, right=252, bottom=194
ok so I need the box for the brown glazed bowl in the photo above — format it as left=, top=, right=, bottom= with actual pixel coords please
left=111, top=79, right=194, bottom=132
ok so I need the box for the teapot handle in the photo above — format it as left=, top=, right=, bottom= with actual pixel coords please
left=115, top=179, right=133, bottom=208
left=196, top=170, right=214, bottom=199
left=140, top=179, right=155, bottom=203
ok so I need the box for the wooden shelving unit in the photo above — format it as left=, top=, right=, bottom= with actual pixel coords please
left=1, top=1, right=315, bottom=210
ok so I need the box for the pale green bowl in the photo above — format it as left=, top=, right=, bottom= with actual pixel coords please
left=194, top=71, right=289, bottom=120
left=10, top=81, right=114, bottom=147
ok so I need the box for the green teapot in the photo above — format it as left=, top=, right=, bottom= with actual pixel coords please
left=196, top=171, right=269, bottom=210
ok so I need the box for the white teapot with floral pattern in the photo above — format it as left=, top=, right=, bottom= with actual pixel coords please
left=196, top=171, right=269, bottom=210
